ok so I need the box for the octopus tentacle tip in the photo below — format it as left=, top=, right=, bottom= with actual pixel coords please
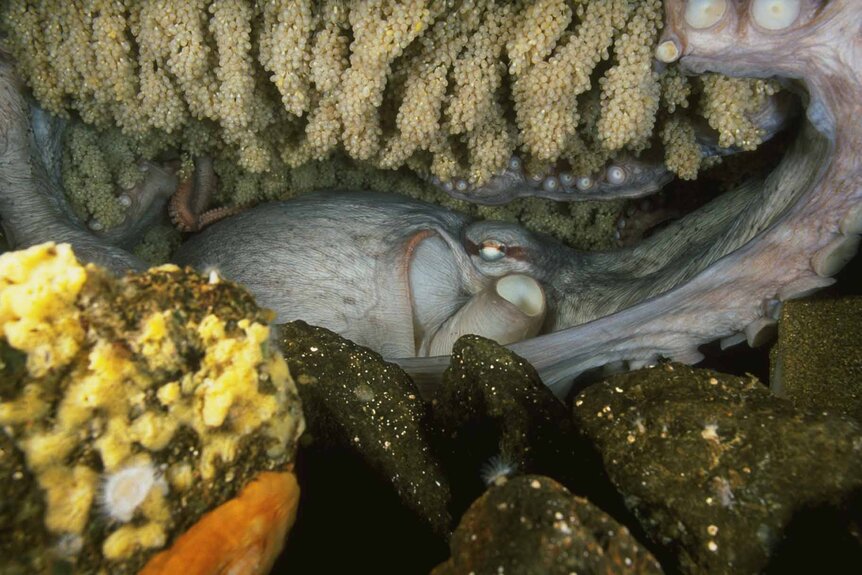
left=752, top=0, right=801, bottom=31
left=168, top=177, right=197, bottom=233
left=684, top=0, right=728, bottom=30
left=197, top=205, right=249, bottom=229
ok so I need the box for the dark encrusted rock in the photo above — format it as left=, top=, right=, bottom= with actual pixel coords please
left=573, top=363, right=862, bottom=574
left=1, top=248, right=305, bottom=574
left=0, top=432, right=51, bottom=575
left=278, top=320, right=451, bottom=535
left=770, top=296, right=862, bottom=424
left=432, top=475, right=663, bottom=575
left=432, top=335, right=594, bottom=507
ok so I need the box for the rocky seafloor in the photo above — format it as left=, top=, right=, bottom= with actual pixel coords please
left=272, top=254, right=862, bottom=574
left=1, top=246, right=860, bottom=574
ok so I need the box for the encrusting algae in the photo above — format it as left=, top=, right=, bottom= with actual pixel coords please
left=0, top=243, right=304, bottom=574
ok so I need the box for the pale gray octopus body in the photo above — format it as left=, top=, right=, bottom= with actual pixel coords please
left=0, top=0, right=859, bottom=400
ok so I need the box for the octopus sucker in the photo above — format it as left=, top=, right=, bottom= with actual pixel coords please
left=429, top=151, right=675, bottom=204
left=431, top=83, right=798, bottom=205
left=0, top=0, right=859, bottom=403
left=683, top=0, right=728, bottom=30
left=751, top=0, right=802, bottom=31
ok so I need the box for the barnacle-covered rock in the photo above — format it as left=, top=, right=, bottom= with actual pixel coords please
left=0, top=242, right=304, bottom=574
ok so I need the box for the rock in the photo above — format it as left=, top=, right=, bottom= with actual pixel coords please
left=432, top=475, right=663, bottom=575
left=278, top=320, right=451, bottom=535
left=770, top=297, right=862, bottom=424
left=573, top=363, right=862, bottom=574
left=432, top=336, right=603, bottom=513
left=0, top=431, right=51, bottom=575
left=0, top=243, right=304, bottom=574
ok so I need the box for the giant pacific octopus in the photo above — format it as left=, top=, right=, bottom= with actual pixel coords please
left=0, top=0, right=860, bottom=400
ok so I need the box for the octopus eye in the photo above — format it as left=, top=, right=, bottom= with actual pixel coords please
left=752, top=0, right=801, bottom=31
left=479, top=240, right=506, bottom=262
left=685, top=0, right=727, bottom=29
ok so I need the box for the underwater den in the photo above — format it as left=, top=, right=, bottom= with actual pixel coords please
left=1, top=1, right=860, bottom=574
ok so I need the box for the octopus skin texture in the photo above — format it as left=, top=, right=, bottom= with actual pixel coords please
left=0, top=0, right=859, bottom=401
left=174, top=191, right=549, bottom=359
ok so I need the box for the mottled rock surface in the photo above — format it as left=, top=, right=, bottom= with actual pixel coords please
left=573, top=363, right=862, bottom=574
left=433, top=336, right=584, bottom=494
left=771, top=297, right=862, bottom=424
left=0, top=431, right=50, bottom=575
left=278, top=321, right=451, bottom=534
left=0, top=245, right=304, bottom=574
left=433, top=475, right=663, bottom=575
